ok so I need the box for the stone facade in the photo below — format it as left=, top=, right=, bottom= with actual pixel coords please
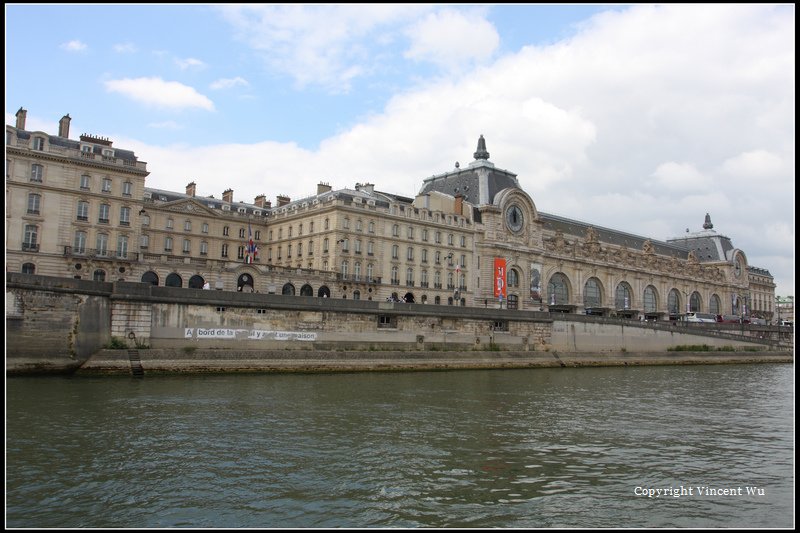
left=6, top=109, right=777, bottom=321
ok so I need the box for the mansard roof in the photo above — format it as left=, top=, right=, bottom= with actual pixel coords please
left=539, top=211, right=690, bottom=259
left=418, top=135, right=519, bottom=205
left=666, top=214, right=735, bottom=262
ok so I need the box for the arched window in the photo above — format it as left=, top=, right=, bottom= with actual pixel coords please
left=282, top=283, right=296, bottom=295
left=238, top=273, right=254, bottom=292
left=508, top=268, right=520, bottom=288
left=547, top=273, right=569, bottom=305
left=318, top=285, right=330, bottom=298
left=300, top=284, right=313, bottom=296
left=615, top=282, right=633, bottom=310
left=165, top=273, right=182, bottom=287
left=584, top=278, right=602, bottom=308
left=391, top=266, right=399, bottom=284
left=690, top=291, right=702, bottom=312
left=644, top=286, right=658, bottom=313
left=709, top=294, right=721, bottom=315
left=668, top=289, right=681, bottom=316
left=22, top=262, right=35, bottom=274
left=141, top=271, right=159, bottom=285
left=93, top=269, right=106, bottom=282
left=435, top=296, right=441, bottom=305
left=353, top=290, right=361, bottom=300
left=188, top=275, right=205, bottom=289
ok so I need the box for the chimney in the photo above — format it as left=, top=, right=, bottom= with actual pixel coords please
left=317, top=182, right=332, bottom=195
left=222, top=188, right=233, bottom=203
left=58, top=114, right=71, bottom=138
left=254, top=194, right=266, bottom=207
left=265, top=200, right=272, bottom=209
left=186, top=181, right=196, bottom=197
left=15, top=108, right=27, bottom=130
left=356, top=182, right=375, bottom=195
left=454, top=194, right=464, bottom=216
left=276, top=194, right=291, bottom=207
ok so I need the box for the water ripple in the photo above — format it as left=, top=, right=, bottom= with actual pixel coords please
left=6, top=364, right=794, bottom=528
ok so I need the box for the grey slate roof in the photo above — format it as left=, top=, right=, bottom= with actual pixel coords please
left=539, top=211, right=690, bottom=258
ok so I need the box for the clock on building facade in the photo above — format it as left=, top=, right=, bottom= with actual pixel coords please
left=506, top=204, right=524, bottom=233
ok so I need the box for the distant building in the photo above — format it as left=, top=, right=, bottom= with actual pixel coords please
left=6, top=109, right=776, bottom=319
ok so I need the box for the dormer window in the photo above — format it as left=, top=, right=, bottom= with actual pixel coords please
left=81, top=145, right=92, bottom=153
left=33, top=137, right=45, bottom=151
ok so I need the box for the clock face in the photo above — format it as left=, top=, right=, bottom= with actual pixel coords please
left=506, top=204, right=524, bottom=233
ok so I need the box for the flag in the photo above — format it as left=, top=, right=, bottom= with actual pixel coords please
left=245, top=222, right=258, bottom=264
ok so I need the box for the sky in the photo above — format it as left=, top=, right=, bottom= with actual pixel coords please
left=5, top=4, right=795, bottom=297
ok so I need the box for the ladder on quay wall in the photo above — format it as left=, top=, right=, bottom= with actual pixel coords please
left=127, top=349, right=144, bottom=377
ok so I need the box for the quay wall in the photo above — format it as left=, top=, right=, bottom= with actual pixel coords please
left=6, top=273, right=792, bottom=375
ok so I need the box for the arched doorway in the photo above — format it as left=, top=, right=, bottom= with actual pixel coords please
left=165, top=273, right=182, bottom=287
left=188, top=275, right=205, bottom=289
left=142, top=271, right=159, bottom=285
left=403, top=292, right=415, bottom=303
left=238, top=273, right=254, bottom=292
left=93, top=269, right=106, bottom=282
left=318, top=285, right=330, bottom=298
left=300, top=284, right=313, bottom=296
left=282, top=283, right=295, bottom=295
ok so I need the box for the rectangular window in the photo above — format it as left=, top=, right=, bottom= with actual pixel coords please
left=98, top=204, right=110, bottom=224
left=120, top=207, right=130, bottom=226
left=164, top=236, right=173, bottom=252
left=202, top=223, right=209, bottom=234
left=221, top=243, right=228, bottom=258
left=140, top=234, right=149, bottom=249
left=183, top=239, right=191, bottom=254
left=102, top=178, right=112, bottom=192
left=167, top=218, right=174, bottom=229
left=30, top=164, right=43, bottom=182
left=96, top=234, right=109, bottom=256
left=33, top=137, right=45, bottom=150
left=141, top=214, right=150, bottom=226
left=117, top=235, right=128, bottom=258
left=200, top=241, right=208, bottom=255
left=184, top=220, right=191, bottom=231
left=74, top=231, right=87, bottom=254
left=80, top=174, right=90, bottom=189
left=23, top=225, right=38, bottom=251
left=27, top=193, right=41, bottom=215
left=122, top=181, right=132, bottom=196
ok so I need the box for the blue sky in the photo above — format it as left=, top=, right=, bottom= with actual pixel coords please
left=5, top=4, right=795, bottom=297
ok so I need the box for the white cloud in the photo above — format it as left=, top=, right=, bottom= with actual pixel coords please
left=217, top=4, right=433, bottom=91
left=175, top=57, right=207, bottom=70
left=210, top=77, right=250, bottom=90
left=651, top=162, right=712, bottom=192
left=104, top=77, right=215, bottom=111
left=126, top=4, right=793, bottom=294
left=60, top=40, right=87, bottom=52
left=403, top=9, right=499, bottom=70
left=113, top=42, right=137, bottom=53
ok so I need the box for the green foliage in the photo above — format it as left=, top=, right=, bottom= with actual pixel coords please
left=106, top=336, right=128, bottom=349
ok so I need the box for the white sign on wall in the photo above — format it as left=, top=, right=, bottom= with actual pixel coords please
left=184, top=328, right=316, bottom=341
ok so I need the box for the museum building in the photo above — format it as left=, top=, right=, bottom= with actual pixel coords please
left=6, top=108, right=776, bottom=320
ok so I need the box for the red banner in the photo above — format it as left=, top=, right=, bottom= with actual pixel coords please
left=493, top=258, right=506, bottom=298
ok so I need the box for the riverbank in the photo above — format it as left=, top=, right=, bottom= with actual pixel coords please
left=63, top=348, right=794, bottom=376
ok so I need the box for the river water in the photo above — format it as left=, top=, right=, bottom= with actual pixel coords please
left=5, top=364, right=794, bottom=528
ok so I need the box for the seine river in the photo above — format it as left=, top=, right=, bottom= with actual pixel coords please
left=6, top=364, right=794, bottom=528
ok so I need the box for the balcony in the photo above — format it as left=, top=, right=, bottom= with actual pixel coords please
left=22, top=242, right=39, bottom=252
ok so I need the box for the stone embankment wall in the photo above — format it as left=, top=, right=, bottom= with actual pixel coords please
left=6, top=273, right=791, bottom=375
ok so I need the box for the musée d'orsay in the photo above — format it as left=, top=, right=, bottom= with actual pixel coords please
left=6, top=108, right=777, bottom=321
